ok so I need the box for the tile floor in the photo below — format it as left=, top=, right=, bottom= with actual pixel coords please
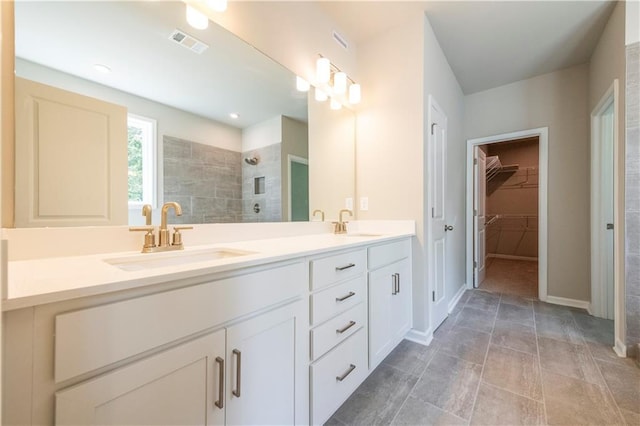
left=326, top=290, right=640, bottom=425
left=479, top=258, right=538, bottom=299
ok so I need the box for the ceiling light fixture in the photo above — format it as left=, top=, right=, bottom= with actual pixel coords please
left=186, top=4, right=209, bottom=30
left=316, top=57, right=331, bottom=84
left=93, top=64, right=111, bottom=74
left=229, top=112, right=239, bottom=119
left=348, top=83, right=361, bottom=105
left=330, top=98, right=342, bottom=110
left=333, top=72, right=347, bottom=94
left=296, top=76, right=310, bottom=92
left=313, top=54, right=362, bottom=106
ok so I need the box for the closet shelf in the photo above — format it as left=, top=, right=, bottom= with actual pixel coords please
left=486, top=155, right=518, bottom=182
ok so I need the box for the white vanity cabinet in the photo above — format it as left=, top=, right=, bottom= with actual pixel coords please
left=308, top=248, right=369, bottom=425
left=368, top=239, right=412, bottom=369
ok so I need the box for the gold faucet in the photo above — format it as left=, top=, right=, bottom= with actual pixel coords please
left=332, top=209, right=353, bottom=234
left=130, top=202, right=192, bottom=253
left=312, top=209, right=325, bottom=222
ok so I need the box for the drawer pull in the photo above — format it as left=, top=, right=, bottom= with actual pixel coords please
left=395, top=273, right=401, bottom=294
left=215, top=356, right=224, bottom=409
left=336, top=364, right=356, bottom=382
left=336, top=320, right=356, bottom=334
left=392, top=274, right=398, bottom=295
left=335, top=291, right=356, bottom=302
left=232, top=349, right=241, bottom=398
left=335, top=263, right=356, bottom=271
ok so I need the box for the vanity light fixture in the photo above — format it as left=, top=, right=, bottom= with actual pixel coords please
left=229, top=112, right=240, bottom=119
left=348, top=83, right=361, bottom=105
left=333, top=72, right=347, bottom=94
left=93, top=64, right=111, bottom=74
left=315, top=88, right=328, bottom=102
left=316, top=57, right=331, bottom=84
left=330, top=98, right=342, bottom=110
left=207, top=0, right=227, bottom=12
left=296, top=76, right=310, bottom=92
left=186, top=4, right=209, bottom=30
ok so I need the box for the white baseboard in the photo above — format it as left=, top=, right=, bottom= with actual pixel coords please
left=545, top=295, right=591, bottom=310
left=488, top=253, right=538, bottom=262
left=405, top=328, right=433, bottom=346
left=448, top=284, right=467, bottom=313
left=613, top=339, right=627, bottom=358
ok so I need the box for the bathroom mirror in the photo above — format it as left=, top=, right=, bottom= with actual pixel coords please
left=12, top=0, right=355, bottom=227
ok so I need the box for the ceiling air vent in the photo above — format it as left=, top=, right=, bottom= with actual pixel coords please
left=332, top=30, right=348, bottom=50
left=169, top=29, right=209, bottom=54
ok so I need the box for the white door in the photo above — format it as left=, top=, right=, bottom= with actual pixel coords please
left=429, top=98, right=449, bottom=330
left=15, top=77, right=128, bottom=227
left=225, top=303, right=297, bottom=426
left=55, top=330, right=225, bottom=425
left=474, top=147, right=487, bottom=287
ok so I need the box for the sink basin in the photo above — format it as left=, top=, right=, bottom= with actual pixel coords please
left=104, top=248, right=256, bottom=271
left=341, top=233, right=383, bottom=237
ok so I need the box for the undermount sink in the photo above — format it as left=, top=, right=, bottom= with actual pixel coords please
left=104, top=248, right=257, bottom=272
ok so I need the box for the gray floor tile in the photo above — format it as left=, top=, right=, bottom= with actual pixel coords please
left=542, top=370, right=624, bottom=425
left=438, top=325, right=491, bottom=365
left=538, top=336, right=605, bottom=385
left=535, top=313, right=584, bottom=345
left=586, top=339, right=640, bottom=368
left=466, top=291, right=500, bottom=313
left=392, top=396, right=467, bottom=425
left=532, top=301, right=575, bottom=319
left=455, top=306, right=496, bottom=333
left=500, top=294, right=534, bottom=309
left=433, top=313, right=460, bottom=339
left=482, top=344, right=542, bottom=401
left=595, top=358, right=640, bottom=414
left=411, top=352, right=483, bottom=420
left=470, top=383, right=545, bottom=425
left=621, top=408, right=640, bottom=426
left=497, top=303, right=534, bottom=326
left=332, top=363, right=418, bottom=425
left=323, top=414, right=346, bottom=426
left=491, top=320, right=538, bottom=355
left=383, top=339, right=436, bottom=377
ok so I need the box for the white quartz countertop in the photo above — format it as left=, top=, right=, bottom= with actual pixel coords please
left=4, top=231, right=414, bottom=311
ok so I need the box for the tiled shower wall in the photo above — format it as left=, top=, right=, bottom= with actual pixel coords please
left=163, top=135, right=242, bottom=223
left=241, top=143, right=282, bottom=222
left=625, top=42, right=640, bottom=355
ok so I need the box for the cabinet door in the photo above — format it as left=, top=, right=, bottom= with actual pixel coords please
left=55, top=330, right=226, bottom=425
left=225, top=303, right=298, bottom=425
left=368, top=263, right=394, bottom=369
left=391, top=258, right=412, bottom=342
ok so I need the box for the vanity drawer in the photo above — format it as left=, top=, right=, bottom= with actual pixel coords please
left=310, top=249, right=366, bottom=291
left=54, top=261, right=306, bottom=383
left=310, top=328, right=368, bottom=426
left=368, top=238, right=411, bottom=270
left=311, top=302, right=365, bottom=360
left=310, top=275, right=366, bottom=325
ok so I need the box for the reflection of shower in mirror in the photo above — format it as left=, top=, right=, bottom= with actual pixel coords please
left=244, top=157, right=260, bottom=165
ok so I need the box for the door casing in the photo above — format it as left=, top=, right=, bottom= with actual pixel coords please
left=465, top=128, right=549, bottom=301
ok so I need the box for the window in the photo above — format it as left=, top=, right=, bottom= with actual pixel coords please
left=127, top=114, right=157, bottom=208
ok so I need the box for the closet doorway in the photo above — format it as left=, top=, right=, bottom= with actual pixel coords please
left=466, top=128, right=549, bottom=301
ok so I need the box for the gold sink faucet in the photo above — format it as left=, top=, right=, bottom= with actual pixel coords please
left=312, top=209, right=325, bottom=222
left=130, top=202, right=192, bottom=253
left=333, top=209, right=353, bottom=234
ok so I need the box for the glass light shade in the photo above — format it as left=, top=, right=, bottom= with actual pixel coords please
left=316, top=57, right=331, bottom=84
left=333, top=72, right=347, bottom=94
left=186, top=5, right=209, bottom=30
left=296, top=76, right=310, bottom=92
left=330, top=98, right=342, bottom=110
left=349, top=83, right=361, bottom=104
left=207, top=0, right=227, bottom=12
left=315, top=88, right=328, bottom=102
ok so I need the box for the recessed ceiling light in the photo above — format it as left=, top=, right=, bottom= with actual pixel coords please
left=229, top=113, right=239, bottom=119
left=93, top=64, right=111, bottom=74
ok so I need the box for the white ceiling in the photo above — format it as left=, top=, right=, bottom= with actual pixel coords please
left=14, top=1, right=308, bottom=129
left=320, top=0, right=617, bottom=94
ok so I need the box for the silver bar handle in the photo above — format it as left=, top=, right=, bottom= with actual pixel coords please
left=336, top=291, right=356, bottom=302
left=395, top=273, right=400, bottom=294
left=336, top=364, right=356, bottom=382
left=336, top=263, right=356, bottom=271
left=215, top=356, right=224, bottom=409
left=392, top=274, right=397, bottom=295
left=336, top=321, right=356, bottom=334
left=232, top=349, right=241, bottom=397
